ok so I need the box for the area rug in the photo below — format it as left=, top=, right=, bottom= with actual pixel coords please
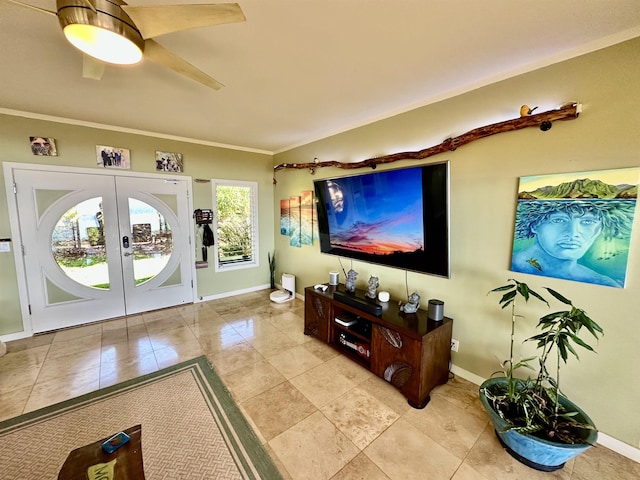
left=0, top=356, right=283, bottom=479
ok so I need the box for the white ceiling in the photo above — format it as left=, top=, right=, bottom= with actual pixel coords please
left=1, top=0, right=640, bottom=153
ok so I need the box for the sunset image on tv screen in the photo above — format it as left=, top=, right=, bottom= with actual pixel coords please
left=325, top=167, right=424, bottom=255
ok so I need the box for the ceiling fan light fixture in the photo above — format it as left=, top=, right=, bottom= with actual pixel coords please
left=63, top=24, right=143, bottom=65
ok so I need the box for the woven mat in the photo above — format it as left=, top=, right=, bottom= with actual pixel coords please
left=0, top=356, right=282, bottom=479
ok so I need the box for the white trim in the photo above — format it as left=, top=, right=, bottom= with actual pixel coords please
left=211, top=179, right=259, bottom=273
left=451, top=364, right=640, bottom=463
left=196, top=284, right=271, bottom=302
left=0, top=108, right=272, bottom=156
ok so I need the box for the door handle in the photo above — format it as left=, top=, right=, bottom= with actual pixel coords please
left=123, top=252, right=133, bottom=257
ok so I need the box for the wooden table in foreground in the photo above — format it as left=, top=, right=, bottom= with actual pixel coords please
left=58, top=424, right=145, bottom=480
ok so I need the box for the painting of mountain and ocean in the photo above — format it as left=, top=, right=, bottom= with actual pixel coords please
left=511, top=167, right=639, bottom=288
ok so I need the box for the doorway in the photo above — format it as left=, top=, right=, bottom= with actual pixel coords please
left=9, top=165, right=194, bottom=334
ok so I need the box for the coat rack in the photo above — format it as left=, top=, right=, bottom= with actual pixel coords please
left=273, top=103, right=581, bottom=174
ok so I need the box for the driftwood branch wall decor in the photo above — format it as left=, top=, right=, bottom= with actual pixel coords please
left=273, top=103, right=581, bottom=174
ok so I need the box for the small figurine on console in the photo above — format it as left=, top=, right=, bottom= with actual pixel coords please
left=399, top=291, right=420, bottom=313
left=365, top=276, right=379, bottom=299
left=345, top=269, right=358, bottom=293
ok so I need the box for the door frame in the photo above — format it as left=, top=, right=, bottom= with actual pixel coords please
left=3, top=162, right=197, bottom=339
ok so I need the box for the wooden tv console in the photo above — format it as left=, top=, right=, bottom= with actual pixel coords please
left=304, top=284, right=453, bottom=409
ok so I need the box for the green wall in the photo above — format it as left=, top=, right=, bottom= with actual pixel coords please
left=0, top=115, right=274, bottom=335
left=272, top=38, right=640, bottom=450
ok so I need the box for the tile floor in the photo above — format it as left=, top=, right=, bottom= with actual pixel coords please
left=1, top=290, right=638, bottom=479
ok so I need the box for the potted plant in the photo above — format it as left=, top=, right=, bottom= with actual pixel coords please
left=268, top=251, right=276, bottom=289
left=479, top=278, right=603, bottom=471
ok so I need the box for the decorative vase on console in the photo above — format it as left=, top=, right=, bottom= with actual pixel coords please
left=365, top=276, right=379, bottom=299
left=345, top=269, right=358, bottom=293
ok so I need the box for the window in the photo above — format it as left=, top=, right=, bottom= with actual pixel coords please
left=212, top=180, right=259, bottom=271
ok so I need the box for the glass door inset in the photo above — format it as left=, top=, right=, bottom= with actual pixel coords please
left=52, top=197, right=110, bottom=290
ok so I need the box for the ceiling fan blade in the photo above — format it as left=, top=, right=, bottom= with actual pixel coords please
left=4, top=0, right=56, bottom=16
left=143, top=39, right=224, bottom=91
left=82, top=54, right=106, bottom=80
left=122, top=3, right=245, bottom=39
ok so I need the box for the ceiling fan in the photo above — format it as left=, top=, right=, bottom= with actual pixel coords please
left=5, top=0, right=245, bottom=90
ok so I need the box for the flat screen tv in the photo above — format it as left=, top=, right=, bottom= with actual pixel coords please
left=314, top=161, right=450, bottom=278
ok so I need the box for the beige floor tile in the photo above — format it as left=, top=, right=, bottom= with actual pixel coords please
left=267, top=311, right=304, bottom=332
left=325, top=354, right=374, bottom=384
left=147, top=325, right=198, bottom=350
left=331, top=452, right=392, bottom=480
left=208, top=342, right=264, bottom=375
left=23, top=367, right=101, bottom=412
left=571, top=444, right=640, bottom=480
left=357, top=375, right=412, bottom=416
left=36, top=348, right=102, bottom=384
left=221, top=359, right=287, bottom=402
left=101, top=317, right=127, bottom=331
left=242, top=381, right=317, bottom=441
left=402, top=393, right=488, bottom=459
left=268, top=344, right=325, bottom=379
left=141, top=307, right=179, bottom=322
left=100, top=337, right=154, bottom=364
left=144, top=315, right=188, bottom=334
left=52, top=323, right=102, bottom=343
left=0, top=344, right=49, bottom=371
left=229, top=317, right=281, bottom=340
left=450, top=462, right=493, bottom=480
left=290, top=362, right=358, bottom=409
left=0, top=386, right=32, bottom=421
left=462, top=424, right=573, bottom=480
left=196, top=328, right=247, bottom=355
left=47, top=332, right=102, bottom=360
left=126, top=315, right=145, bottom=327
left=187, top=315, right=230, bottom=337
left=0, top=364, right=42, bottom=395
left=152, top=339, right=204, bottom=369
left=5, top=333, right=54, bottom=353
left=249, top=331, right=301, bottom=358
left=302, top=338, right=341, bottom=362
left=365, top=418, right=461, bottom=480
left=270, top=411, right=359, bottom=480
left=101, top=326, right=130, bottom=346
left=321, top=386, right=400, bottom=450
left=99, top=351, right=159, bottom=387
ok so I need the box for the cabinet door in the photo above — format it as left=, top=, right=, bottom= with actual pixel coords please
left=304, top=290, right=332, bottom=342
left=371, top=325, right=421, bottom=398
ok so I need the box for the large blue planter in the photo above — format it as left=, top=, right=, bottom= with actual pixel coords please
left=479, top=377, right=597, bottom=471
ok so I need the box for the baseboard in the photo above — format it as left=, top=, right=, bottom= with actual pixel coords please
left=197, top=284, right=271, bottom=302
left=450, top=364, right=640, bottom=463
left=196, top=284, right=304, bottom=302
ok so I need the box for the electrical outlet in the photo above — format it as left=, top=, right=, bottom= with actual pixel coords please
left=451, top=338, right=459, bottom=352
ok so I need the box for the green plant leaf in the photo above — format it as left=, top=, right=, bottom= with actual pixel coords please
left=544, top=287, right=572, bottom=305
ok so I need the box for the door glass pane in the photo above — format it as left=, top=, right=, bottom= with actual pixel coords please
left=52, top=197, right=109, bottom=289
left=129, top=199, right=172, bottom=285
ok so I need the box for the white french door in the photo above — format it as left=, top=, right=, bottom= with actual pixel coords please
left=12, top=168, right=193, bottom=333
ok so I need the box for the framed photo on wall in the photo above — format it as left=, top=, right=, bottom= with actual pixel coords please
left=96, top=145, right=130, bottom=169
left=155, top=151, right=183, bottom=172
left=30, top=136, right=57, bottom=156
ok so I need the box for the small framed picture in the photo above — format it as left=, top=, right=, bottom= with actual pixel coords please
left=30, top=136, right=57, bottom=156
left=97, top=145, right=130, bottom=169
left=155, top=151, right=183, bottom=172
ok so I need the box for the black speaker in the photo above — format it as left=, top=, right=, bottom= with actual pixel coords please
left=428, top=299, right=444, bottom=321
